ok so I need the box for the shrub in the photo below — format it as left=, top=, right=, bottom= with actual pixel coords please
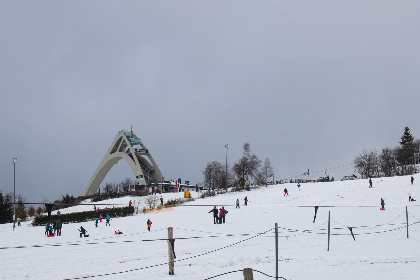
left=32, top=206, right=134, bottom=226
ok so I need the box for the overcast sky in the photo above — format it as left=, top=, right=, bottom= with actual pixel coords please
left=1, top=0, right=419, bottom=203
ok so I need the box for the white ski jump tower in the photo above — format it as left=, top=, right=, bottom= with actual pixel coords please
left=82, top=128, right=163, bottom=196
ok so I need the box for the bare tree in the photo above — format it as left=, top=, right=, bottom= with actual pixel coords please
left=121, top=177, right=134, bottom=191
left=27, top=206, right=36, bottom=217
left=143, top=195, right=159, bottom=209
left=354, top=150, right=379, bottom=178
left=260, top=158, right=274, bottom=186
left=379, top=147, right=397, bottom=177
left=232, top=143, right=261, bottom=186
left=203, top=161, right=226, bottom=189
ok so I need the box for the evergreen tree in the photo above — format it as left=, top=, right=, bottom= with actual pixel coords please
left=0, top=192, right=13, bottom=224
left=16, top=201, right=27, bottom=220
left=396, top=127, right=415, bottom=174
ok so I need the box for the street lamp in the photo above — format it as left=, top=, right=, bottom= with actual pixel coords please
left=13, top=158, right=17, bottom=230
left=225, top=144, right=228, bottom=190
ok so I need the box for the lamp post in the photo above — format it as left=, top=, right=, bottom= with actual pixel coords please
left=225, top=144, right=228, bottom=190
left=13, top=158, right=17, bottom=230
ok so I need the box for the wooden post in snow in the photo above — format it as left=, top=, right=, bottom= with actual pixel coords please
left=275, top=223, right=278, bottom=279
left=168, top=227, right=174, bottom=275
left=327, top=211, right=331, bottom=251
left=243, top=268, right=253, bottom=280
left=406, top=206, right=409, bottom=239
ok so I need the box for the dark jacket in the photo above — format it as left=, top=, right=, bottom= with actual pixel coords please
left=209, top=208, right=218, bottom=217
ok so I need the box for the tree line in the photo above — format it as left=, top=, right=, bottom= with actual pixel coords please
left=354, top=127, right=420, bottom=178
left=202, top=142, right=274, bottom=189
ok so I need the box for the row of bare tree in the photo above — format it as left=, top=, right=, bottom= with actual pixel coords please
left=203, top=143, right=274, bottom=189
left=354, top=127, right=420, bottom=178
left=102, top=177, right=136, bottom=193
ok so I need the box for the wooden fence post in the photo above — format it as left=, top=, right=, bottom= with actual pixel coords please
left=406, top=206, right=409, bottom=239
left=168, top=227, right=174, bottom=275
left=327, top=211, right=331, bottom=251
left=275, top=223, right=278, bottom=279
left=243, top=268, right=253, bottom=280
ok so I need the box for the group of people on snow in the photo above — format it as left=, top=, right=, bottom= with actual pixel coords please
left=208, top=206, right=228, bottom=224
left=44, top=219, right=63, bottom=237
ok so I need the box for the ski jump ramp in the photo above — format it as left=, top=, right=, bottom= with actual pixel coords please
left=82, top=129, right=163, bottom=196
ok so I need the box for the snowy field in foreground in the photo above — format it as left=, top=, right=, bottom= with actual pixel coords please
left=1, top=174, right=420, bottom=280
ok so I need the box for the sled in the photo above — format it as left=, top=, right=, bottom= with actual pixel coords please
left=380, top=207, right=385, bottom=211
left=47, top=234, right=55, bottom=237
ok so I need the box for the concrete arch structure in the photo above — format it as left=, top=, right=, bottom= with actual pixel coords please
left=82, top=130, right=163, bottom=196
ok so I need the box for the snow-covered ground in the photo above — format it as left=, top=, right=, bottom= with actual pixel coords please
left=1, top=174, right=419, bottom=280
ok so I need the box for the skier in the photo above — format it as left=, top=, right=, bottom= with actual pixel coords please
left=411, top=176, right=414, bottom=185
left=236, top=199, right=240, bottom=209
left=106, top=214, right=110, bottom=226
left=79, top=226, right=88, bottom=238
left=94, top=205, right=96, bottom=211
left=147, top=219, right=152, bottom=231
left=369, top=178, right=373, bottom=188
left=284, top=188, right=289, bottom=196
left=380, top=198, right=385, bottom=210
left=99, top=214, right=103, bottom=222
left=160, top=196, right=164, bottom=206
left=208, top=206, right=219, bottom=224
left=297, top=182, right=300, bottom=191
left=56, top=219, right=62, bottom=236
left=244, top=196, right=248, bottom=206
left=16, top=217, right=21, bottom=226
left=129, top=200, right=132, bottom=206
left=409, top=192, right=412, bottom=202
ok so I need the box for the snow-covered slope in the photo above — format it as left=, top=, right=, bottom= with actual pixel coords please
left=1, top=174, right=419, bottom=280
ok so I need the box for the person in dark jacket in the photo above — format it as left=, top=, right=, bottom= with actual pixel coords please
left=147, top=219, right=152, bottom=231
left=208, top=206, right=219, bottom=224
left=79, top=226, right=88, bottom=238
left=53, top=220, right=57, bottom=235
left=244, top=196, right=248, bottom=206
left=56, top=219, right=63, bottom=236
left=381, top=198, right=385, bottom=210
left=369, top=178, right=373, bottom=188
left=411, top=176, right=414, bottom=185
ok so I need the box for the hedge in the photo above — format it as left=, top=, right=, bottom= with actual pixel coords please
left=32, top=206, right=134, bottom=226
